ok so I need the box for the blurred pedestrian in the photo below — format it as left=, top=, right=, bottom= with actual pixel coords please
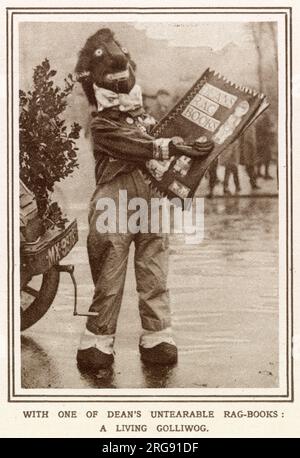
left=256, top=113, right=275, bottom=180
left=142, top=93, right=156, bottom=116
left=207, top=158, right=219, bottom=198
left=219, top=140, right=241, bottom=195
left=149, top=89, right=172, bottom=120
left=240, top=127, right=260, bottom=190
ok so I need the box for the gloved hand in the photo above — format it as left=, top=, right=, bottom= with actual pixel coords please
left=169, top=136, right=214, bottom=158
left=192, top=136, right=215, bottom=156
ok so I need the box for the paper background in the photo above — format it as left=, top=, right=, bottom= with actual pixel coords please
left=0, top=0, right=299, bottom=438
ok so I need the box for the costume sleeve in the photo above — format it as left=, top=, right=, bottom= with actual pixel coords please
left=90, top=117, right=171, bottom=163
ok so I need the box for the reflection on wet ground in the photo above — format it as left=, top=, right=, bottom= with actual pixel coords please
left=21, top=197, right=279, bottom=389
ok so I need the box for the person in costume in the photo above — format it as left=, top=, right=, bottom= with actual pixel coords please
left=75, top=28, right=214, bottom=371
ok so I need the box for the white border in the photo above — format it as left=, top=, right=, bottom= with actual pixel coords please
left=8, top=7, right=292, bottom=401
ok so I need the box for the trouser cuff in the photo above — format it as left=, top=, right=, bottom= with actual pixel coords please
left=79, top=327, right=115, bottom=355
left=140, top=327, right=176, bottom=349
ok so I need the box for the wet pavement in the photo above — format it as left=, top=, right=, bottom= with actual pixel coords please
left=21, top=193, right=279, bottom=390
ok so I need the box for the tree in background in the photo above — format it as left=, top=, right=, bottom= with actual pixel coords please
left=248, top=22, right=278, bottom=179
left=250, top=22, right=278, bottom=114
left=19, top=59, right=81, bottom=228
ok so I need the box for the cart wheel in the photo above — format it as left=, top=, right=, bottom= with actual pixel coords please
left=21, top=267, right=60, bottom=331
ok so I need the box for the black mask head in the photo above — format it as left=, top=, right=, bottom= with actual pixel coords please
left=75, top=28, right=136, bottom=106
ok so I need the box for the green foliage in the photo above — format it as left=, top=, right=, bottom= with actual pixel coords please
left=19, top=58, right=81, bottom=229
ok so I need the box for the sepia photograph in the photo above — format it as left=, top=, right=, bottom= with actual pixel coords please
left=7, top=6, right=291, bottom=400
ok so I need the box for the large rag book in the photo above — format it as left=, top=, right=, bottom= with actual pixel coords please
left=141, top=68, right=269, bottom=203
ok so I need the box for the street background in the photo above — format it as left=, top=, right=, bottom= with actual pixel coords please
left=20, top=21, right=279, bottom=389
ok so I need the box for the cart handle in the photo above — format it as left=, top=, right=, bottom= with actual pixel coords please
left=55, top=264, right=98, bottom=317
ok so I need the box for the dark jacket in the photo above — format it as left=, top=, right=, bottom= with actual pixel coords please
left=90, top=108, right=158, bottom=185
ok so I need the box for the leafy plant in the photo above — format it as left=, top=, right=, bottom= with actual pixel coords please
left=19, top=58, right=81, bottom=229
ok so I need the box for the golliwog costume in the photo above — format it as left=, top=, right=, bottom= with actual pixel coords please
left=75, top=28, right=214, bottom=371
